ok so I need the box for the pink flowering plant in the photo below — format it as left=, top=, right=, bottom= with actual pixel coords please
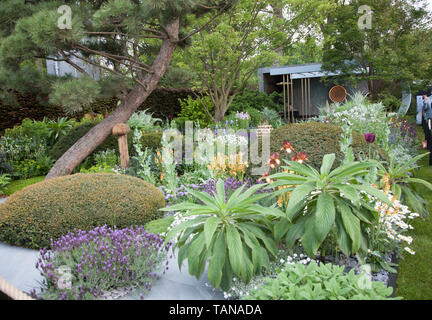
left=32, top=225, right=172, bottom=300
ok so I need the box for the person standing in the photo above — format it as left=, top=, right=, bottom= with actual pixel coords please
left=423, top=95, right=432, bottom=165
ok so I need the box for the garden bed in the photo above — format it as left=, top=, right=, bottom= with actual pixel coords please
left=0, top=93, right=429, bottom=300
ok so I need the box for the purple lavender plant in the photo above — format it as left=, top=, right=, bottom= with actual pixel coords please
left=33, top=225, right=172, bottom=300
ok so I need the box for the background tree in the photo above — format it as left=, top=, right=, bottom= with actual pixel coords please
left=320, top=0, right=432, bottom=102
left=182, top=0, right=303, bottom=122
left=0, top=0, right=233, bottom=178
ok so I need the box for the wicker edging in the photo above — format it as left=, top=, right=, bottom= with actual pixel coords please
left=0, top=276, right=34, bottom=300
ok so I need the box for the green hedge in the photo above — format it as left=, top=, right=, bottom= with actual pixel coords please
left=140, top=132, right=163, bottom=151
left=0, top=88, right=197, bottom=134
left=269, top=122, right=389, bottom=170
left=0, top=173, right=166, bottom=249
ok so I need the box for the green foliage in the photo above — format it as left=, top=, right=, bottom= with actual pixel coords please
left=177, top=96, right=214, bottom=128
left=140, top=88, right=199, bottom=120
left=244, top=107, right=262, bottom=127
left=162, top=179, right=284, bottom=291
left=0, top=151, right=13, bottom=175
left=318, top=92, right=392, bottom=151
left=230, top=89, right=282, bottom=113
left=4, top=118, right=50, bottom=145
left=321, top=0, right=432, bottom=101
left=0, top=0, right=232, bottom=119
left=127, top=109, right=162, bottom=132
left=80, top=149, right=120, bottom=174
left=93, top=149, right=120, bottom=168
left=140, top=132, right=163, bottom=151
left=377, top=153, right=432, bottom=218
left=268, top=154, right=392, bottom=258
left=0, top=173, right=11, bottom=195
left=156, top=133, right=179, bottom=192
left=243, top=261, right=400, bottom=300
left=11, top=154, right=54, bottom=179
left=261, top=107, right=283, bottom=128
left=159, top=66, right=197, bottom=89
left=145, top=216, right=175, bottom=236
left=0, top=173, right=166, bottom=249
left=1, top=176, right=44, bottom=196
left=0, top=118, right=75, bottom=178
left=270, top=122, right=389, bottom=170
left=184, top=0, right=286, bottom=120
left=0, top=122, right=53, bottom=179
left=49, top=76, right=102, bottom=115
left=280, top=34, right=323, bottom=65
left=49, top=121, right=132, bottom=165
left=128, top=130, right=157, bottom=184
left=79, top=164, right=117, bottom=174
left=46, top=117, right=76, bottom=145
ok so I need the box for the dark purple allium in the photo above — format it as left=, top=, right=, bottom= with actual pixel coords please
left=364, top=133, right=376, bottom=143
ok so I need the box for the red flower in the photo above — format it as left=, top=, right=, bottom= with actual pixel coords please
left=364, top=133, right=376, bottom=143
left=281, top=141, right=295, bottom=154
left=269, top=152, right=281, bottom=169
left=259, top=172, right=272, bottom=183
left=292, top=152, right=309, bottom=164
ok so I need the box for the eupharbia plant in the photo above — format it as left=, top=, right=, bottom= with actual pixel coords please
left=377, top=152, right=432, bottom=218
left=161, top=179, right=284, bottom=291
left=268, top=154, right=392, bottom=258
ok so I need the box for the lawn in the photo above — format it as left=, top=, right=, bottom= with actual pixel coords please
left=2, top=176, right=45, bottom=196
left=395, top=124, right=432, bottom=299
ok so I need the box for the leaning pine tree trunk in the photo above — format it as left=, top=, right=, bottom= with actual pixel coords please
left=45, top=19, right=179, bottom=179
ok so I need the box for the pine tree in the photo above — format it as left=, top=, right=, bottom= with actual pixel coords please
left=0, top=0, right=233, bottom=178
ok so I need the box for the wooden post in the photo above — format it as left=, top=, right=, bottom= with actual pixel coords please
left=112, top=123, right=131, bottom=169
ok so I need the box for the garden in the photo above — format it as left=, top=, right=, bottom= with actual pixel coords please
left=1, top=91, right=431, bottom=300
left=1, top=0, right=432, bottom=302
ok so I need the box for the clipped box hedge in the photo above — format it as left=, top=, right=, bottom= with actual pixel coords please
left=0, top=173, right=166, bottom=249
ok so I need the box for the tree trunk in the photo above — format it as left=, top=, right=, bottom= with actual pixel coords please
left=214, top=105, right=225, bottom=123
left=45, top=19, right=180, bottom=179
left=271, top=3, right=284, bottom=66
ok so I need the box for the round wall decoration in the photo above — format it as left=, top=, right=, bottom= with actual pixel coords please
left=329, top=85, right=347, bottom=103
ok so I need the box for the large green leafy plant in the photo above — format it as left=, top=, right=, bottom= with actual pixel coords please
left=162, top=179, right=283, bottom=291
left=269, top=154, right=392, bottom=258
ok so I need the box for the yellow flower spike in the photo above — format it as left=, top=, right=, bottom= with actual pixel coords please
left=277, top=196, right=283, bottom=207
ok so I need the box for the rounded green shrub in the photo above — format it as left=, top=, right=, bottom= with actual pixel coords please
left=0, top=173, right=166, bottom=249
left=49, top=122, right=132, bottom=162
left=269, top=122, right=389, bottom=170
